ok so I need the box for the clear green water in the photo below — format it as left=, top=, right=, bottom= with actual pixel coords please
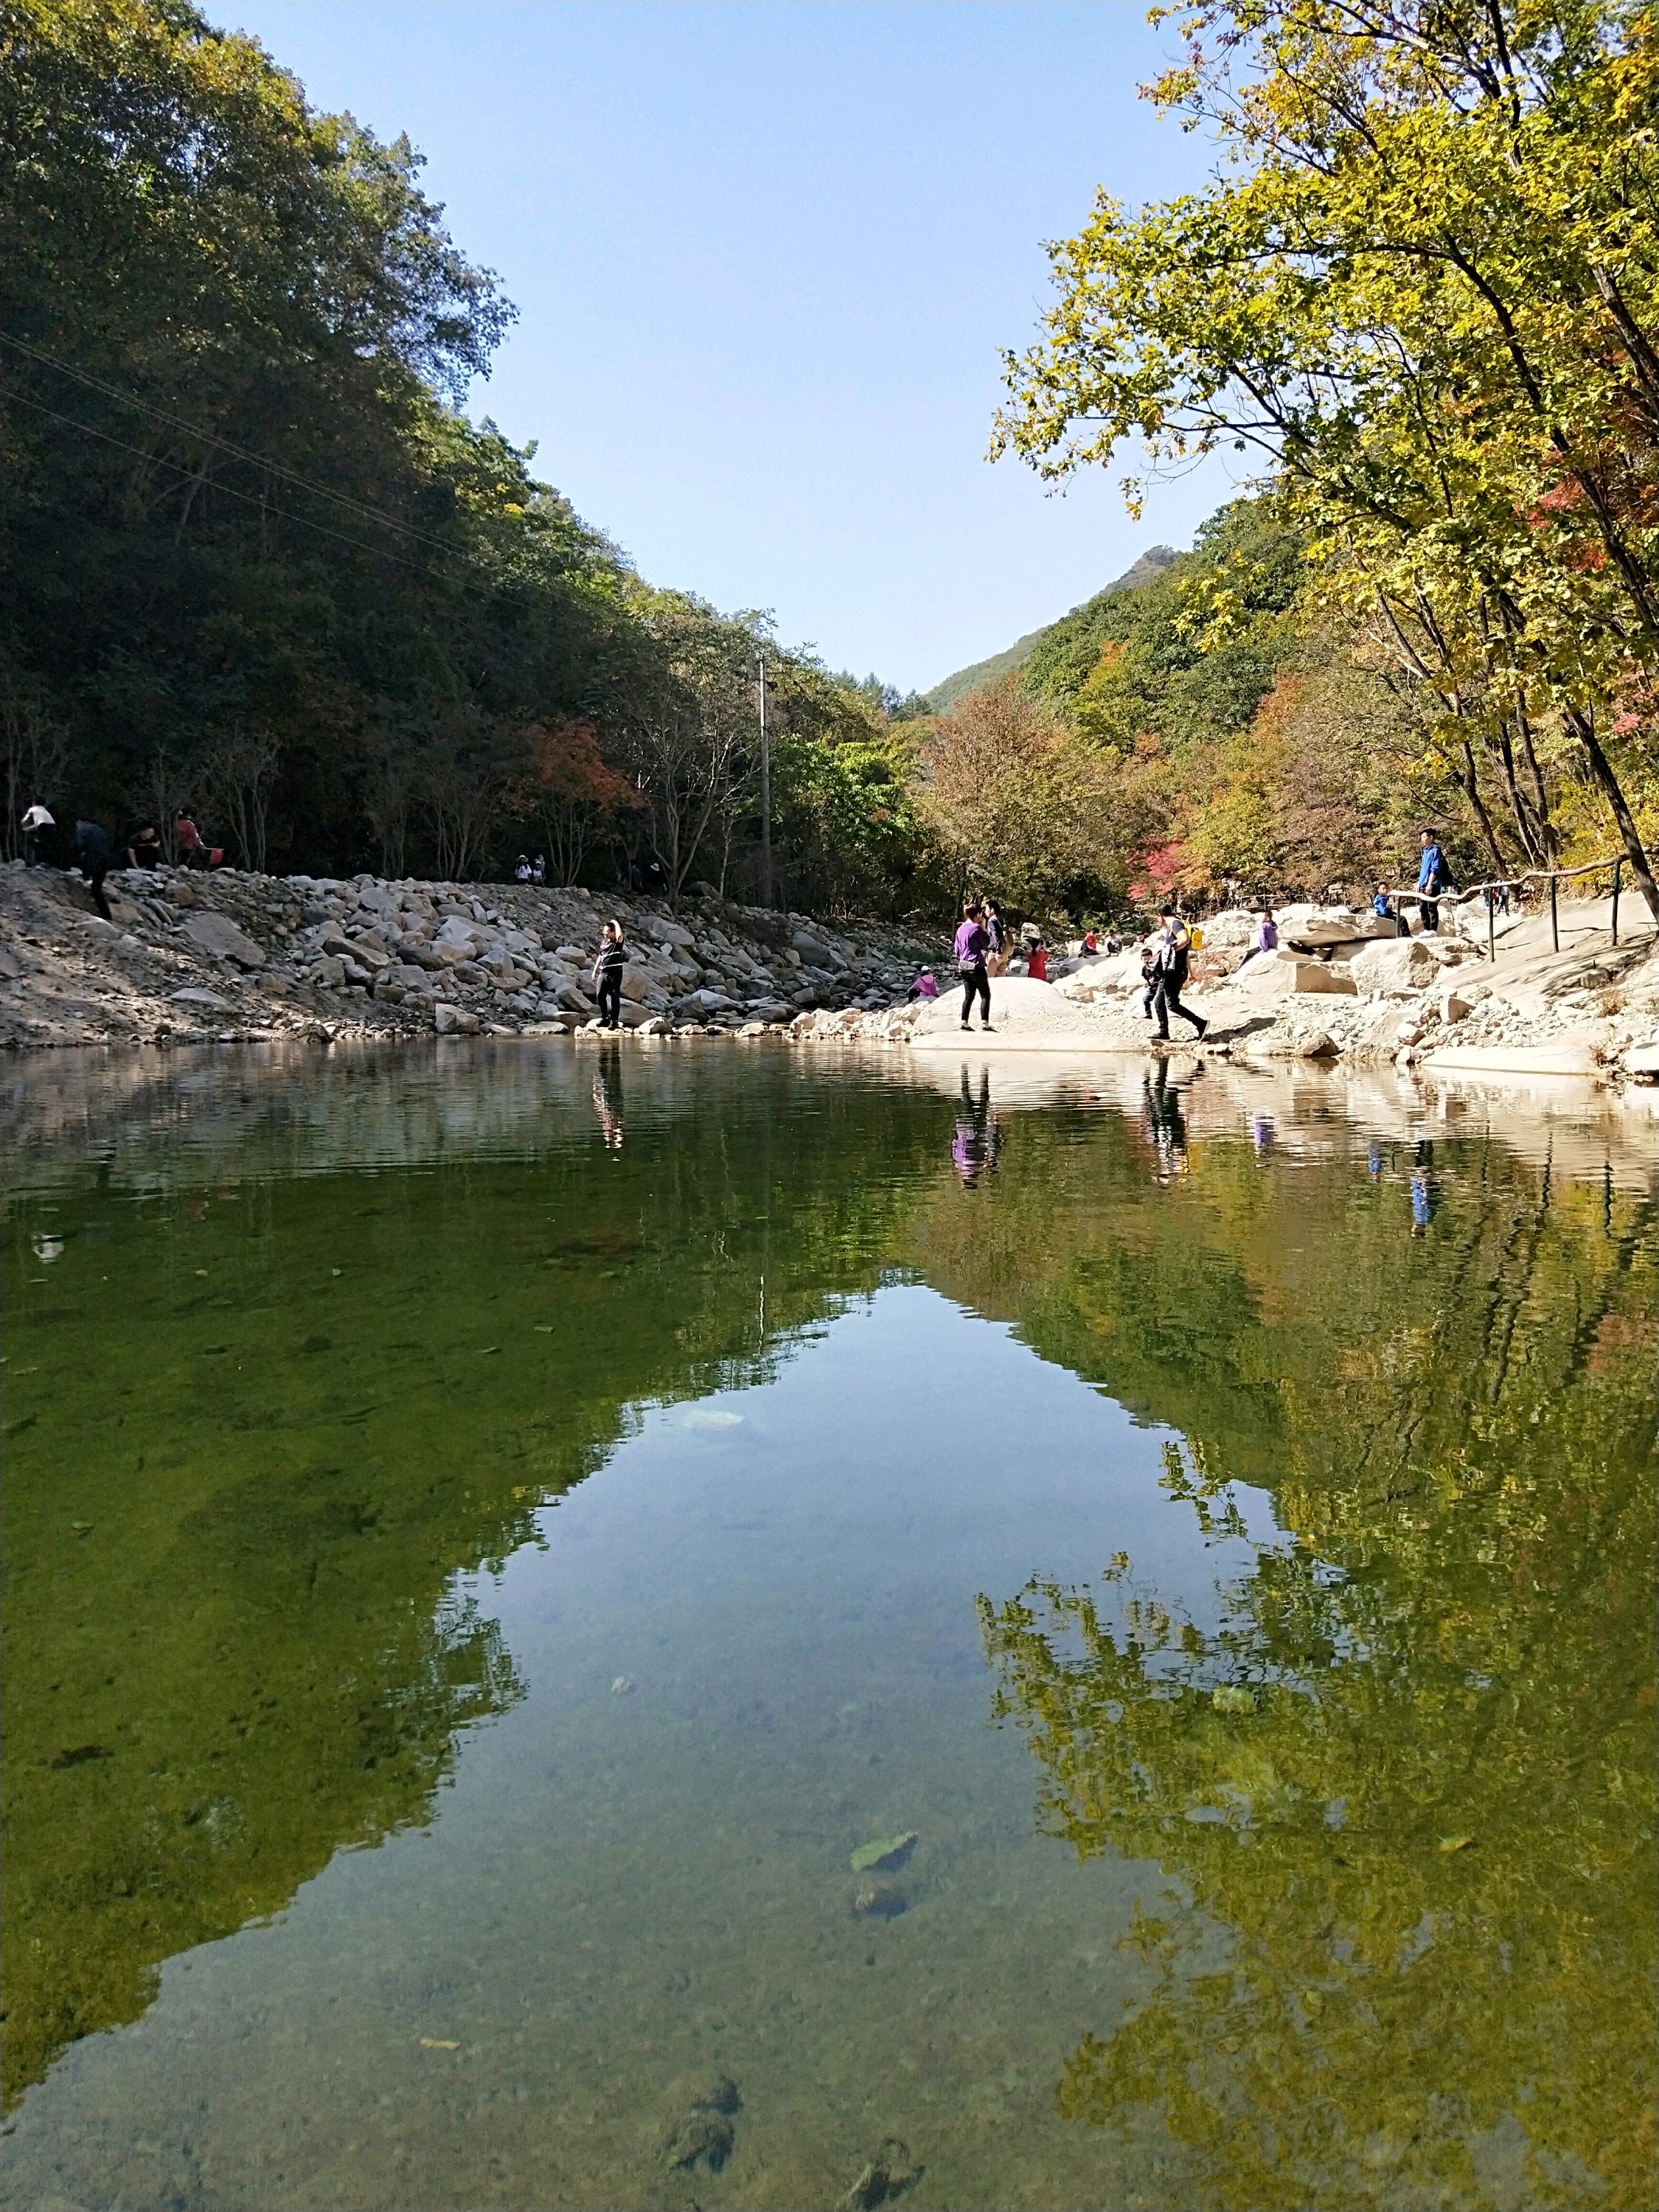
left=2, top=1043, right=1654, bottom=2212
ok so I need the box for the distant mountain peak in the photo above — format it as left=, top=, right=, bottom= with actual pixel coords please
left=922, top=547, right=1178, bottom=714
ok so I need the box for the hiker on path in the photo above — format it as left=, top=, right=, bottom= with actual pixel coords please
left=21, top=800, right=54, bottom=866
left=954, top=902, right=993, bottom=1032
left=591, top=918, right=627, bottom=1030
left=1417, top=830, right=1448, bottom=933
left=74, top=818, right=115, bottom=920
left=1148, top=907, right=1207, bottom=1043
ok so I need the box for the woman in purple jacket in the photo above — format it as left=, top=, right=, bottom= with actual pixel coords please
left=953, top=902, right=993, bottom=1031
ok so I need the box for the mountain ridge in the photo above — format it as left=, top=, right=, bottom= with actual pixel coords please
left=922, top=547, right=1179, bottom=714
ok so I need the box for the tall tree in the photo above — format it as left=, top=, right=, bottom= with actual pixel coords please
left=994, top=0, right=1659, bottom=914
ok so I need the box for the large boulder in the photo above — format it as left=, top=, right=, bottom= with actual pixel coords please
left=1231, top=953, right=1356, bottom=997
left=1349, top=936, right=1444, bottom=995
left=181, top=909, right=266, bottom=969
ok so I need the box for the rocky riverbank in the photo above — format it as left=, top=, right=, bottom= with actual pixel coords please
left=3, top=861, right=1656, bottom=1084
left=0, top=860, right=939, bottom=1050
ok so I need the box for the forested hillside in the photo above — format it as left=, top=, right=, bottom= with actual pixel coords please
left=7, top=0, right=1657, bottom=925
left=0, top=0, right=934, bottom=911
left=922, top=548, right=1175, bottom=714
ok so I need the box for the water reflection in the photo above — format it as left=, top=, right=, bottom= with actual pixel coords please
left=2, top=1044, right=1653, bottom=2211
left=975, top=1113, right=1656, bottom=2209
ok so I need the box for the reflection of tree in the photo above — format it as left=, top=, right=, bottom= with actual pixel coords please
left=970, top=1144, right=1657, bottom=2210
left=2, top=1062, right=950, bottom=2107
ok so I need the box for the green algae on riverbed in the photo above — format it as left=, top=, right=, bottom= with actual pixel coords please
left=1, top=1044, right=1653, bottom=2212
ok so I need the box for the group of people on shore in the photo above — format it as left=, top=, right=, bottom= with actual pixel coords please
left=18, top=801, right=218, bottom=919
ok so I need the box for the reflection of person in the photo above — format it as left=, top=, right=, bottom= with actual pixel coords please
left=954, top=902, right=993, bottom=1031
left=74, top=818, right=115, bottom=920
left=1143, top=1063, right=1189, bottom=1181
left=592, top=1055, right=624, bottom=1150
left=591, top=919, right=626, bottom=1030
left=1410, top=1142, right=1435, bottom=1235
left=951, top=1069, right=1001, bottom=1187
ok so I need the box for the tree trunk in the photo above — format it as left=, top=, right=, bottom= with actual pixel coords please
left=1457, top=740, right=1509, bottom=877
left=1563, top=706, right=1659, bottom=920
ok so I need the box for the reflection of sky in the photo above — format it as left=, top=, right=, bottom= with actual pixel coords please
left=489, top=1282, right=1279, bottom=1672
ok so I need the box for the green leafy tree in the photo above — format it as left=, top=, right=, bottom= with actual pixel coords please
left=994, top=0, right=1659, bottom=912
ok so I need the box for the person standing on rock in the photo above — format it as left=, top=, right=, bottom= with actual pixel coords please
left=984, top=901, right=1008, bottom=975
left=21, top=800, right=54, bottom=866
left=1417, top=830, right=1448, bottom=932
left=592, top=918, right=627, bottom=1030
left=953, top=902, right=993, bottom=1031
left=73, top=818, right=115, bottom=920
left=1150, top=907, right=1206, bottom=1043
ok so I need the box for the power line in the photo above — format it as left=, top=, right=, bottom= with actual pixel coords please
left=0, top=329, right=467, bottom=557
left=0, top=382, right=421, bottom=568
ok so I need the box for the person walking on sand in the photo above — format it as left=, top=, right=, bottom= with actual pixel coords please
left=591, top=918, right=627, bottom=1030
left=1149, top=906, right=1206, bottom=1043
left=954, top=901, right=993, bottom=1031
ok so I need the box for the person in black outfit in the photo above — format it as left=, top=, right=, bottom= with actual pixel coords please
left=591, top=919, right=627, bottom=1029
left=1149, top=908, right=1207, bottom=1042
left=74, top=818, right=115, bottom=920
left=125, top=822, right=162, bottom=869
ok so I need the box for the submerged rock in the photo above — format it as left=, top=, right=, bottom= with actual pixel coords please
left=663, top=2109, right=734, bottom=2172
left=682, top=2072, right=741, bottom=2115
left=853, top=1885, right=908, bottom=1919
left=835, top=2136, right=923, bottom=2210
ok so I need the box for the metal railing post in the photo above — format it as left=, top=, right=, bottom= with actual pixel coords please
left=1612, top=858, right=1621, bottom=946
left=1550, top=872, right=1559, bottom=951
left=1488, top=890, right=1495, bottom=962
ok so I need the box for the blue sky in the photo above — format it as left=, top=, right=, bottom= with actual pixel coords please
left=208, top=1, right=1237, bottom=692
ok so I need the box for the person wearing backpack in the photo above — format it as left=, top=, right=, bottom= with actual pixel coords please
left=1149, top=907, right=1206, bottom=1043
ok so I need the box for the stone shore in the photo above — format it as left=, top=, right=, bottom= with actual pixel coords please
left=2, top=863, right=1656, bottom=1085
left=0, top=860, right=939, bottom=1050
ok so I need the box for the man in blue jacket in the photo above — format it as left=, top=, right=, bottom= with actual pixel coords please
left=1416, top=830, right=1448, bottom=933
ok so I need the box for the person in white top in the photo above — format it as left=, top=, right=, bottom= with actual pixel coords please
left=21, top=801, right=54, bottom=866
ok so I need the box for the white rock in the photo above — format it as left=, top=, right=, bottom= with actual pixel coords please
left=1350, top=937, right=1443, bottom=995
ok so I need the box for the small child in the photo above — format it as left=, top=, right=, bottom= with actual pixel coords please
left=906, top=970, right=939, bottom=1001
left=1027, top=939, right=1049, bottom=983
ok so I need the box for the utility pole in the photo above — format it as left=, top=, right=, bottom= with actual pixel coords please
left=757, top=649, right=771, bottom=908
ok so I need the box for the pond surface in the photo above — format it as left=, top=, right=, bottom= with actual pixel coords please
left=2, top=1043, right=1654, bottom=2212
